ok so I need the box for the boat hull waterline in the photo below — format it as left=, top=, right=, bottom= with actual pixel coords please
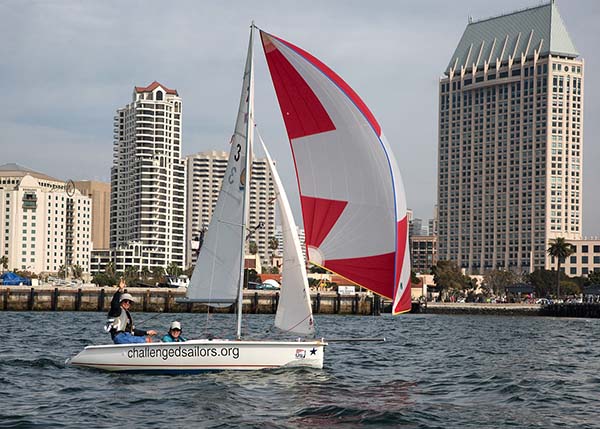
left=68, top=339, right=326, bottom=372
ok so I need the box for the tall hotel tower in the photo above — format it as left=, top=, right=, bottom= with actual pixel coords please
left=185, top=151, right=276, bottom=268
left=110, top=82, right=186, bottom=271
left=438, top=2, right=583, bottom=274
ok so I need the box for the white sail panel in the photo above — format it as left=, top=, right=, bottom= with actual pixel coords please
left=261, top=31, right=411, bottom=310
left=186, top=34, right=254, bottom=306
left=259, top=135, right=314, bottom=336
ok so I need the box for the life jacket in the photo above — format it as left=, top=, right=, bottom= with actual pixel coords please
left=162, top=333, right=187, bottom=342
left=110, top=309, right=134, bottom=334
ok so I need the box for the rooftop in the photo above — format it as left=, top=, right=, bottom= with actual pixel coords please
left=0, top=163, right=62, bottom=183
left=134, top=81, right=178, bottom=96
left=446, top=1, right=578, bottom=76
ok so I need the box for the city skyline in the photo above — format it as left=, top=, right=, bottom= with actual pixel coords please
left=2, top=1, right=599, bottom=235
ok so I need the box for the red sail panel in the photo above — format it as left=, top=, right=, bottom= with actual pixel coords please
left=393, top=281, right=412, bottom=314
left=326, top=253, right=395, bottom=300
left=264, top=32, right=381, bottom=137
left=395, top=217, right=409, bottom=288
left=393, top=217, right=412, bottom=314
left=300, top=196, right=347, bottom=249
left=261, top=32, right=335, bottom=140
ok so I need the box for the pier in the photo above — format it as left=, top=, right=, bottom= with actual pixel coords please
left=0, top=286, right=382, bottom=315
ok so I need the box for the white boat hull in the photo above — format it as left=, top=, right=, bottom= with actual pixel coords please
left=68, top=339, right=326, bottom=373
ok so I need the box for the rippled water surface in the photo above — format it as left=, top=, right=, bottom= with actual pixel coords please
left=1, top=311, right=599, bottom=428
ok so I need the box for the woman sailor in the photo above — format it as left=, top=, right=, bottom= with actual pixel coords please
left=106, top=279, right=157, bottom=344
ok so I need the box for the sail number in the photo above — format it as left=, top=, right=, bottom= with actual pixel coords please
left=228, top=143, right=243, bottom=184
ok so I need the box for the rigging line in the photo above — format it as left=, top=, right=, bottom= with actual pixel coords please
left=137, top=312, right=164, bottom=325
left=277, top=313, right=315, bottom=337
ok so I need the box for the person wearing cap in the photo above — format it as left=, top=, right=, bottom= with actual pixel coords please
left=161, top=321, right=188, bottom=342
left=106, top=278, right=157, bottom=344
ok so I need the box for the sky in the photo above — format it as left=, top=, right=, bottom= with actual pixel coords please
left=1, top=0, right=599, bottom=235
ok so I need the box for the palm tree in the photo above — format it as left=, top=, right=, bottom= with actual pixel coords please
left=249, top=240, right=258, bottom=255
left=123, top=266, right=139, bottom=286
left=547, top=237, right=574, bottom=299
left=267, top=236, right=279, bottom=267
left=71, top=264, right=83, bottom=279
left=140, top=267, right=151, bottom=282
left=151, top=266, right=165, bottom=283
left=166, top=262, right=182, bottom=277
left=268, top=236, right=279, bottom=252
left=0, top=256, right=8, bottom=273
left=58, top=265, right=68, bottom=279
left=104, top=261, right=115, bottom=277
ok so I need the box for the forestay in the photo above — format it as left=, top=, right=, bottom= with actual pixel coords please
left=260, top=31, right=412, bottom=314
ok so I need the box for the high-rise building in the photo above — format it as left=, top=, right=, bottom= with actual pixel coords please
left=74, top=180, right=110, bottom=250
left=274, top=224, right=306, bottom=263
left=0, top=164, right=92, bottom=274
left=438, top=2, right=583, bottom=274
left=185, top=151, right=276, bottom=268
left=110, top=82, right=186, bottom=272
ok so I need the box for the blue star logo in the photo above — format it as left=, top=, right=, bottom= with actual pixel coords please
left=310, top=347, right=317, bottom=355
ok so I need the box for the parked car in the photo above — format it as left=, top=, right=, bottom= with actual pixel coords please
left=256, top=279, right=280, bottom=290
left=246, top=281, right=261, bottom=290
left=536, top=298, right=552, bottom=305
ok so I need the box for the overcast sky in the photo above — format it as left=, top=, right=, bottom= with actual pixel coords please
left=1, top=0, right=599, bottom=235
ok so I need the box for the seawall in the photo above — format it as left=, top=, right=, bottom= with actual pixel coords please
left=4, top=286, right=600, bottom=318
left=414, top=302, right=541, bottom=316
left=0, top=286, right=382, bottom=315
left=411, top=301, right=600, bottom=318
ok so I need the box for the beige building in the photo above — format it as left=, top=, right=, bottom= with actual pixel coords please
left=74, top=181, right=110, bottom=250
left=438, top=2, right=583, bottom=274
left=560, top=238, right=600, bottom=277
left=110, top=81, right=186, bottom=272
left=0, top=164, right=92, bottom=274
left=185, top=150, right=276, bottom=268
left=410, top=235, right=438, bottom=274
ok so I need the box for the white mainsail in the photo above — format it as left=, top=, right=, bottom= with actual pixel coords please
left=258, top=135, right=314, bottom=336
left=185, top=28, right=254, bottom=307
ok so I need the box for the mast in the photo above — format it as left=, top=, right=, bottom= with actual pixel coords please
left=236, top=23, right=255, bottom=339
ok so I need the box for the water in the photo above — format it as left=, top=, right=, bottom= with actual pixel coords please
left=1, top=312, right=599, bottom=428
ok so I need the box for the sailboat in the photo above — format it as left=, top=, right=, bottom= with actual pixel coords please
left=68, top=24, right=410, bottom=373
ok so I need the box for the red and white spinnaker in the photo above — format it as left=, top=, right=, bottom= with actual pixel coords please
left=260, top=31, right=411, bottom=314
